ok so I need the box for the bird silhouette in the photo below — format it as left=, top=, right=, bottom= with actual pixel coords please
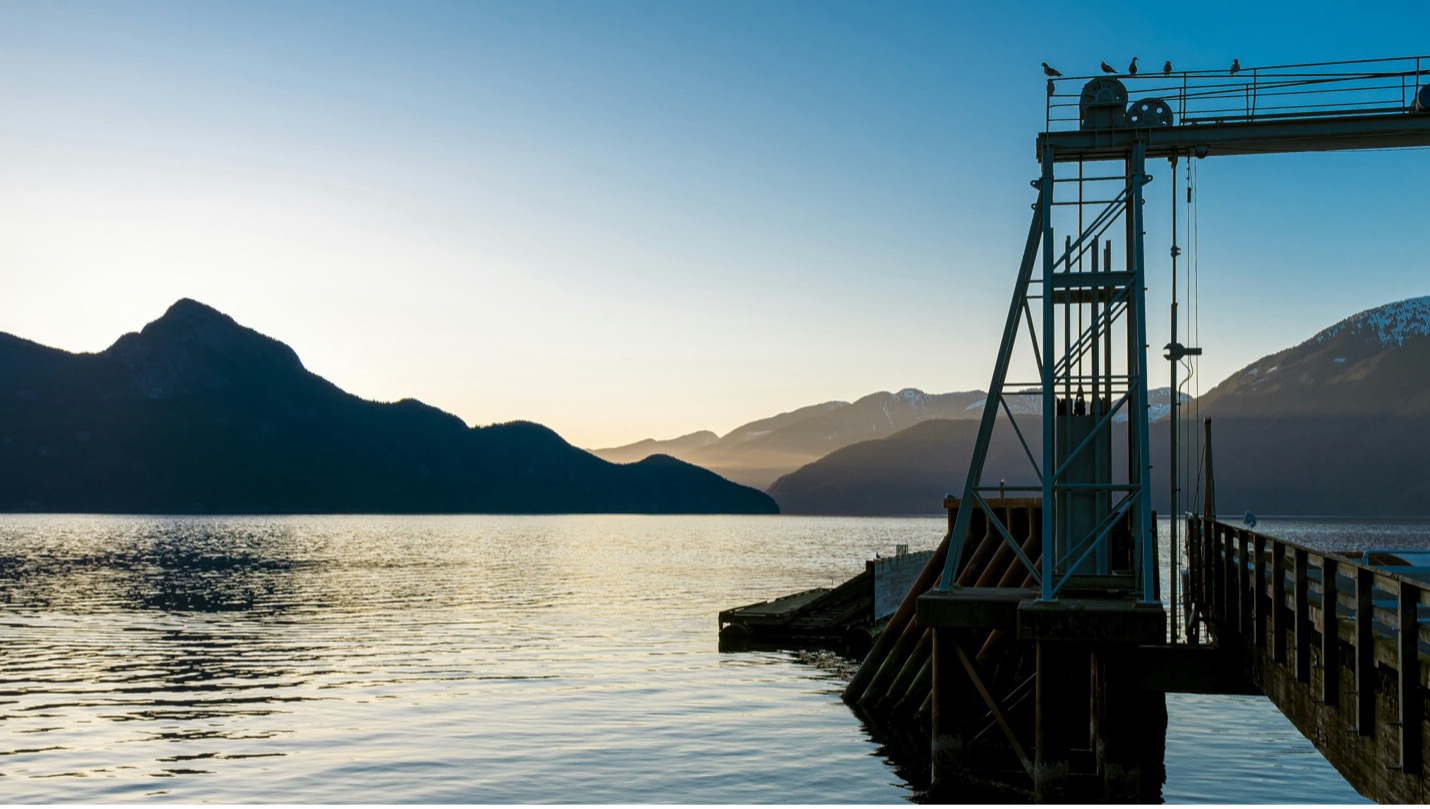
left=1128, top=56, right=1139, bottom=75
left=1042, top=61, right=1062, bottom=77
left=1100, top=60, right=1117, bottom=74
left=1046, top=78, right=1056, bottom=97
left=1163, top=60, right=1173, bottom=75
left=1230, top=58, right=1241, bottom=75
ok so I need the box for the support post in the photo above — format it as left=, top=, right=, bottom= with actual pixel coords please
left=1128, top=139, right=1156, bottom=604
left=1295, top=548, right=1310, bottom=684
left=1207, top=525, right=1220, bottom=627
left=1253, top=533, right=1267, bottom=650
left=1321, top=557, right=1340, bottom=706
left=1222, top=528, right=1236, bottom=635
left=1039, top=143, right=1056, bottom=602
left=1398, top=581, right=1422, bottom=774
left=1237, top=530, right=1250, bottom=639
left=1272, top=541, right=1287, bottom=665
left=1356, top=568, right=1375, bottom=737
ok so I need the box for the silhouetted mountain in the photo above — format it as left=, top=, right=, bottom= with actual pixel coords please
left=0, top=299, right=777, bottom=515
left=592, top=388, right=987, bottom=489
left=768, top=297, right=1430, bottom=517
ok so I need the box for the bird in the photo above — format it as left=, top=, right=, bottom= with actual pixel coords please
left=1230, top=58, right=1241, bottom=75
left=1100, top=60, right=1117, bottom=74
left=1128, top=56, right=1139, bottom=75
left=1042, top=61, right=1062, bottom=77
left=1046, top=78, right=1056, bottom=97
left=1163, top=59, right=1173, bottom=75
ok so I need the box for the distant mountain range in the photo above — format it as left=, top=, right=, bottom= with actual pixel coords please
left=0, top=299, right=777, bottom=515
left=592, top=389, right=988, bottom=489
left=768, top=296, right=1430, bottom=517
left=592, top=386, right=1187, bottom=491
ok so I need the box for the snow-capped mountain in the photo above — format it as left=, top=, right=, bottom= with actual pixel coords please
left=961, top=387, right=1190, bottom=422
left=1199, top=295, right=1430, bottom=418
left=770, top=295, right=1430, bottom=517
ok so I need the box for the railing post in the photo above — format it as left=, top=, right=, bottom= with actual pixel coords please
left=1398, top=581, right=1422, bottom=774
left=1237, top=530, right=1250, bottom=639
left=1187, top=516, right=1201, bottom=639
left=1321, top=557, right=1340, bottom=706
left=1206, top=525, right=1218, bottom=628
left=1272, top=541, right=1287, bottom=665
left=1253, top=534, right=1267, bottom=650
left=1222, top=529, right=1237, bottom=637
left=1216, top=525, right=1229, bottom=629
left=1356, top=567, right=1375, bottom=738
left=1295, top=548, right=1310, bottom=684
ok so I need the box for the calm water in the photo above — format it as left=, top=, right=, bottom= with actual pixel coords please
left=0, top=514, right=1417, bottom=803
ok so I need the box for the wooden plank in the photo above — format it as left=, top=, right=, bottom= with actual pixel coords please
left=1321, top=557, right=1339, bottom=706
left=1295, top=548, right=1310, bottom=684
left=1398, top=581, right=1422, bottom=774
left=1356, top=567, right=1375, bottom=737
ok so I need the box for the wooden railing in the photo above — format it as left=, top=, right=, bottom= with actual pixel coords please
left=1188, top=516, right=1428, bottom=779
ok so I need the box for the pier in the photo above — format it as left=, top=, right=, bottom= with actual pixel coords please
left=1187, top=516, right=1429, bottom=802
left=839, top=56, right=1430, bottom=802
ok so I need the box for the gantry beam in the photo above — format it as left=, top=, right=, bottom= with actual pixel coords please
left=1039, top=112, right=1430, bottom=163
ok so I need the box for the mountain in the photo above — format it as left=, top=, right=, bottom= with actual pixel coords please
left=590, top=430, right=719, bottom=465
left=1195, top=296, right=1430, bottom=515
left=591, top=388, right=988, bottom=489
left=770, top=296, right=1430, bottom=516
left=0, top=299, right=777, bottom=515
left=1197, top=296, right=1430, bottom=417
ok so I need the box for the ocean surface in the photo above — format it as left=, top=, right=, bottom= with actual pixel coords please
left=1, top=513, right=1421, bottom=803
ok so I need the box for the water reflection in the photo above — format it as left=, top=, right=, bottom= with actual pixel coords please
left=1, top=514, right=1395, bottom=803
left=0, top=514, right=932, bottom=803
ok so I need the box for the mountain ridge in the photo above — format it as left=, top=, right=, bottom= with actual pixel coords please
left=767, top=295, right=1430, bottom=516
left=0, top=300, right=777, bottom=515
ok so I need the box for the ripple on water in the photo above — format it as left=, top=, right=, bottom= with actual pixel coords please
left=2, top=513, right=1412, bottom=803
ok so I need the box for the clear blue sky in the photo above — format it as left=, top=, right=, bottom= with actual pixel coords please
left=2, top=0, right=1427, bottom=447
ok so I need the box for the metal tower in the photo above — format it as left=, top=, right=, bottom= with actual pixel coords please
left=935, top=56, right=1430, bottom=610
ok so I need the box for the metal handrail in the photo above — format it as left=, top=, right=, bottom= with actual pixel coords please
left=1046, top=55, right=1429, bottom=130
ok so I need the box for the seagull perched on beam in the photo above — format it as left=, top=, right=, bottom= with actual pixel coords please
left=1042, top=61, right=1062, bottom=77
left=1100, top=60, right=1117, bottom=74
left=1163, top=60, right=1173, bottom=75
left=1128, top=56, right=1139, bottom=75
left=1230, top=58, right=1241, bottom=75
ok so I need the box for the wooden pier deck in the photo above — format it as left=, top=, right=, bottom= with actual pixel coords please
left=719, top=550, right=935, bottom=651
left=1188, top=516, right=1430, bottom=803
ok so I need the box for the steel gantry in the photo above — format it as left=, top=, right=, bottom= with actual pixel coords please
left=936, top=56, right=1430, bottom=609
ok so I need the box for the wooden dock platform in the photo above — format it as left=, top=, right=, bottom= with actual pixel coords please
left=1189, top=516, right=1430, bottom=803
left=719, top=550, right=933, bottom=651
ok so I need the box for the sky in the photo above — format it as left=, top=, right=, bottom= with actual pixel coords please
left=2, top=0, right=1429, bottom=449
